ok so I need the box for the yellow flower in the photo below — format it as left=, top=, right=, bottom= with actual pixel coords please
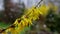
left=38, top=4, right=49, bottom=16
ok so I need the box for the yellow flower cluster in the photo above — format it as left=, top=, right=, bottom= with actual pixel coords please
left=1, top=4, right=49, bottom=34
